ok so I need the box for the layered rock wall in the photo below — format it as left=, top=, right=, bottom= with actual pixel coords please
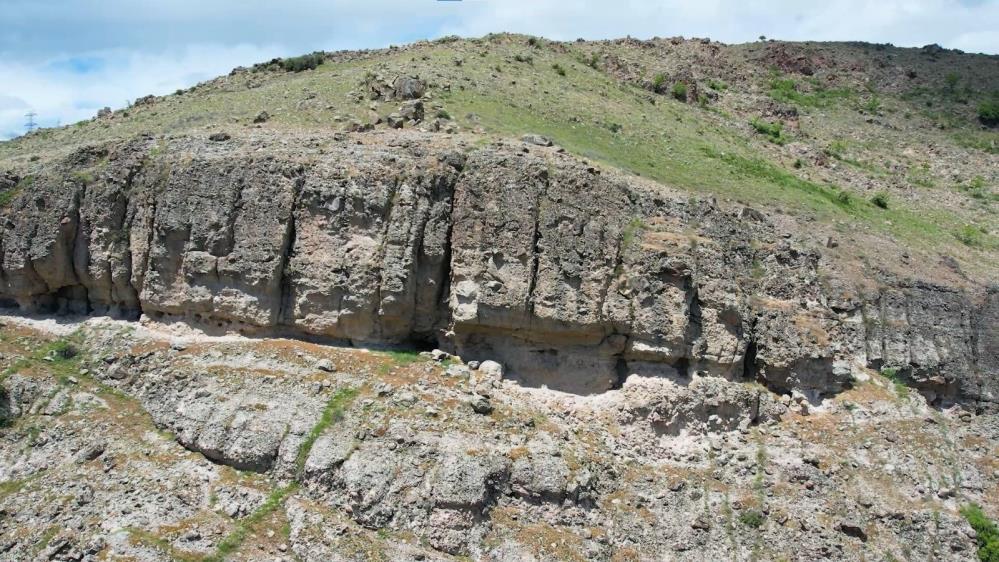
left=1, top=137, right=994, bottom=410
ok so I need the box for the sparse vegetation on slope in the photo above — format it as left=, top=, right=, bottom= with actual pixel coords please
left=1, top=33, right=996, bottom=280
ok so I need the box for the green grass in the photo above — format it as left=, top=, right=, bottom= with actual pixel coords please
left=294, top=387, right=358, bottom=475
left=32, top=527, right=60, bottom=557
left=620, top=217, right=646, bottom=250
left=954, top=130, right=999, bottom=154
left=377, top=349, right=425, bottom=374
left=0, top=474, right=36, bottom=499
left=768, top=76, right=854, bottom=108
left=956, top=224, right=987, bottom=247
left=880, top=367, right=910, bottom=399
left=700, top=147, right=853, bottom=212
left=128, top=482, right=302, bottom=562
left=0, top=174, right=32, bottom=207
left=749, top=118, right=788, bottom=145
left=961, top=504, right=999, bottom=562
left=70, top=170, right=95, bottom=185
left=127, top=528, right=202, bottom=562
left=204, top=483, right=300, bottom=562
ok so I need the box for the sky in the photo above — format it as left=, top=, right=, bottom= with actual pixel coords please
left=2, top=0, right=998, bottom=140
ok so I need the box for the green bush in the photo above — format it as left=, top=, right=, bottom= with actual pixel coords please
left=944, top=72, right=960, bottom=93
left=961, top=504, right=999, bottom=562
left=552, top=63, right=566, bottom=77
left=750, top=118, right=788, bottom=145
left=739, top=510, right=765, bottom=528
left=979, top=100, right=999, bottom=127
left=863, top=95, right=882, bottom=113
left=280, top=52, right=325, bottom=72
left=652, top=73, right=667, bottom=92
left=956, top=224, right=986, bottom=247
left=671, top=82, right=688, bottom=101
left=708, top=79, right=727, bottom=91
left=871, top=192, right=890, bottom=209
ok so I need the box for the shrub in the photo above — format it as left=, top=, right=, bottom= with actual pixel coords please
left=652, top=73, right=667, bottom=92
left=739, top=510, right=765, bottom=528
left=944, top=72, right=960, bottom=93
left=708, top=79, right=727, bottom=91
left=979, top=100, right=999, bottom=127
left=836, top=190, right=852, bottom=206
left=671, top=82, right=688, bottom=101
left=280, top=52, right=325, bottom=72
left=749, top=118, right=788, bottom=145
left=513, top=53, right=533, bottom=64
left=960, top=504, right=999, bottom=562
left=552, top=63, right=566, bottom=77
left=871, top=192, right=889, bottom=209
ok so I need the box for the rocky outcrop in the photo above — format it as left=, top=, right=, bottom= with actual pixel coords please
left=1, top=135, right=995, bottom=410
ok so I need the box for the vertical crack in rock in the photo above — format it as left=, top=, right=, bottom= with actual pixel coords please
left=435, top=176, right=458, bottom=343
left=277, top=174, right=306, bottom=327
left=372, top=176, right=400, bottom=339
left=68, top=178, right=89, bottom=313
left=524, top=167, right=549, bottom=316
left=597, top=219, right=626, bottom=326
left=743, top=337, right=759, bottom=383
left=218, top=172, right=246, bottom=258
left=682, top=278, right=703, bottom=371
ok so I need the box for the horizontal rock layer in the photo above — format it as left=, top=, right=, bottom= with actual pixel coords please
left=1, top=136, right=995, bottom=409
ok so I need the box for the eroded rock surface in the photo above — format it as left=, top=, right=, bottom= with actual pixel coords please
left=0, top=134, right=994, bottom=411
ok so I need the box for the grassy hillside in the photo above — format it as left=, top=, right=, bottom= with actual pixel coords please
left=1, top=33, right=996, bottom=281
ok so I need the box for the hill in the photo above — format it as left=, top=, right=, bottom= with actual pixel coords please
left=0, top=34, right=997, bottom=562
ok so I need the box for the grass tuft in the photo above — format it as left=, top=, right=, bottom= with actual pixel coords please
left=294, top=387, right=358, bottom=475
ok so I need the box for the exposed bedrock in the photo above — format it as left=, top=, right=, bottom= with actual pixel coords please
left=1, top=137, right=994, bottom=410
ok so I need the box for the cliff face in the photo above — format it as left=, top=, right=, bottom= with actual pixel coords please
left=0, top=134, right=994, bottom=410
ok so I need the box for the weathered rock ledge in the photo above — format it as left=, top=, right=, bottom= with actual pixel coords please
left=1, top=134, right=995, bottom=409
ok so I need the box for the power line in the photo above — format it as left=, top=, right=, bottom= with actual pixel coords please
left=24, top=111, right=37, bottom=132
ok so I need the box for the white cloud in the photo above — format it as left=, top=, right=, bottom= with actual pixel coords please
left=2, top=0, right=997, bottom=140
left=0, top=43, right=284, bottom=139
